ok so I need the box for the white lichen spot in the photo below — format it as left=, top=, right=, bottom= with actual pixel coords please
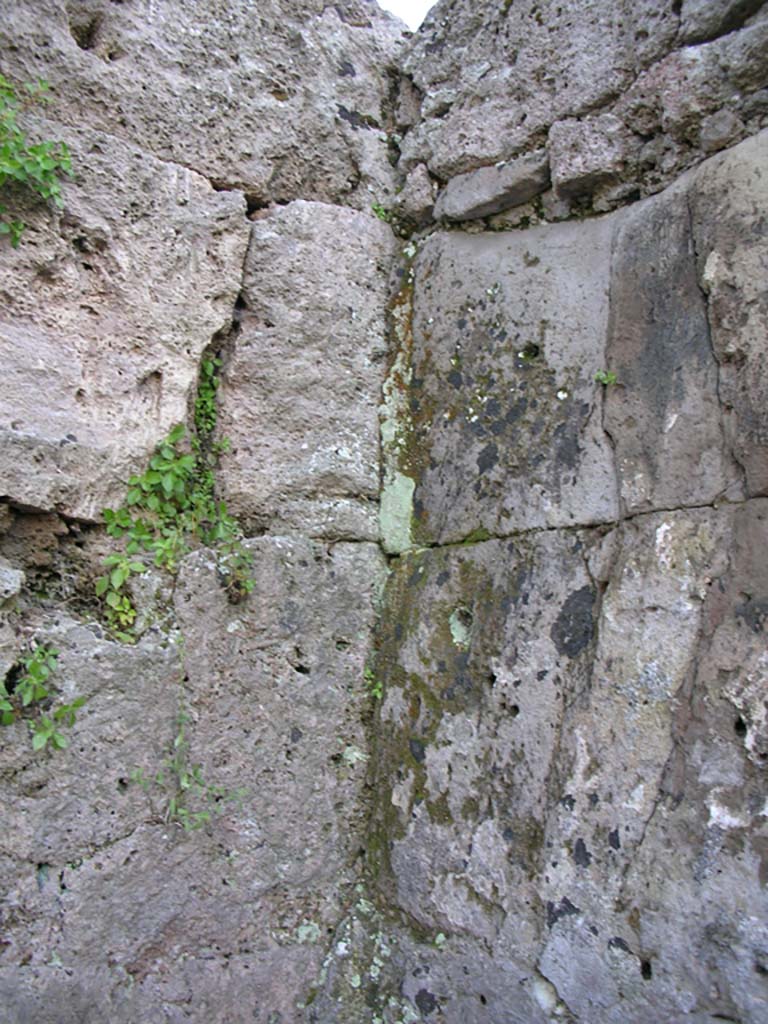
left=532, top=972, right=559, bottom=1013
left=556, top=389, right=568, bottom=401
left=708, top=795, right=749, bottom=830
left=449, top=607, right=472, bottom=649
left=626, top=783, right=645, bottom=811
left=296, top=921, right=321, bottom=944
left=342, top=744, right=368, bottom=767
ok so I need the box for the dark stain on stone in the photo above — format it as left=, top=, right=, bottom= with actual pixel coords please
left=290, top=727, right=303, bottom=744
left=436, top=571, right=450, bottom=587
left=536, top=669, right=548, bottom=681
left=609, top=828, right=621, bottom=849
left=415, top=990, right=438, bottom=1014
left=546, top=896, right=580, bottom=928
left=589, top=792, right=599, bottom=807
left=477, top=443, right=499, bottom=474
left=447, top=369, right=463, bottom=388
left=408, top=567, right=423, bottom=587
left=409, top=738, right=426, bottom=763
left=336, top=105, right=379, bottom=130
left=573, top=837, right=592, bottom=867
left=505, top=397, right=528, bottom=424
left=551, top=585, right=596, bottom=658
left=553, top=412, right=584, bottom=472
left=735, top=595, right=768, bottom=633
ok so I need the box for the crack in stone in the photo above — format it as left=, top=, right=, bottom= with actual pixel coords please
left=385, top=494, right=762, bottom=559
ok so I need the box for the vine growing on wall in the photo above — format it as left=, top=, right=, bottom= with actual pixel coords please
left=96, top=352, right=254, bottom=642
left=0, top=75, right=72, bottom=246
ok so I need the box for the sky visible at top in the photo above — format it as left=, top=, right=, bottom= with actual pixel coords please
left=377, top=0, right=434, bottom=31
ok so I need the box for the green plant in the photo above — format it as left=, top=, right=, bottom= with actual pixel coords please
left=0, top=644, right=85, bottom=751
left=364, top=665, right=383, bottom=700
left=194, top=356, right=222, bottom=437
left=371, top=201, right=392, bottom=224
left=595, top=369, right=618, bottom=387
left=97, top=359, right=254, bottom=639
left=0, top=75, right=73, bottom=246
left=131, top=711, right=246, bottom=831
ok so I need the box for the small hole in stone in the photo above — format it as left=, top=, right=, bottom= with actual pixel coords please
left=70, top=15, right=102, bottom=50
left=479, top=994, right=487, bottom=1005
left=640, top=959, right=653, bottom=980
left=116, top=778, right=129, bottom=793
left=510, top=704, right=520, bottom=718
left=734, top=717, right=747, bottom=738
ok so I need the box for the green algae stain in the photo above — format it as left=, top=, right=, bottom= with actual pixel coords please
left=380, top=470, right=415, bottom=555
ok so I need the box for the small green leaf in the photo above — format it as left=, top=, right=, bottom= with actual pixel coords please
left=32, top=730, right=48, bottom=751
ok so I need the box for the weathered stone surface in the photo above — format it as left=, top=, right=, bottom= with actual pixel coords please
left=398, top=0, right=768, bottom=216
left=690, top=129, right=768, bottom=496
left=0, top=0, right=404, bottom=208
left=434, top=149, right=550, bottom=221
left=381, top=215, right=618, bottom=551
left=681, top=0, right=767, bottom=43
left=0, top=121, right=249, bottom=520
left=400, top=0, right=638, bottom=180
left=392, top=162, right=435, bottom=225
left=368, top=502, right=768, bottom=1021
left=604, top=182, right=742, bottom=514
left=1, top=535, right=384, bottom=1020
left=605, top=130, right=768, bottom=514
left=2, top=3, right=768, bottom=1022
left=0, top=618, right=178, bottom=917
left=549, top=115, right=637, bottom=199
left=217, top=201, right=396, bottom=540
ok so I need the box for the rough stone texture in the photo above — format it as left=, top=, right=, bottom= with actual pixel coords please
left=397, top=0, right=768, bottom=215
left=549, top=115, right=637, bottom=199
left=690, top=130, right=768, bottom=497
left=681, top=0, right=767, bottom=43
left=604, top=182, right=742, bottom=514
left=434, top=149, right=551, bottom=222
left=2, top=3, right=768, bottom=1023
left=0, top=0, right=404, bottom=208
left=381, top=214, right=618, bottom=551
left=367, top=505, right=768, bottom=1023
left=217, top=201, right=397, bottom=540
left=392, top=163, right=435, bottom=226
left=0, top=537, right=384, bottom=1021
left=0, top=120, right=249, bottom=520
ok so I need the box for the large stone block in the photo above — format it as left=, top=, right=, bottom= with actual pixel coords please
left=604, top=182, right=742, bottom=514
left=0, top=0, right=403, bottom=207
left=690, top=129, right=768, bottom=496
left=1, top=535, right=385, bottom=1020
left=370, top=502, right=768, bottom=1021
left=434, top=149, right=550, bottom=222
left=217, top=201, right=397, bottom=540
left=382, top=216, right=618, bottom=551
left=0, top=122, right=249, bottom=520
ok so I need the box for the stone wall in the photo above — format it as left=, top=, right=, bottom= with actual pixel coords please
left=0, top=2, right=767, bottom=1023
